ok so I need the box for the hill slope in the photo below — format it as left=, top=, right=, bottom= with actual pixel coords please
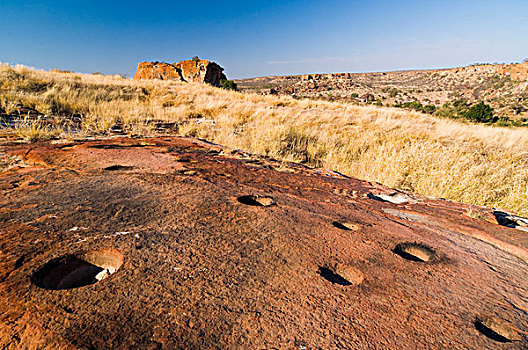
left=236, top=62, right=528, bottom=120
left=1, top=63, right=528, bottom=216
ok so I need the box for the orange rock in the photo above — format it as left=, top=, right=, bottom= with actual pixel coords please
left=133, top=61, right=183, bottom=81
left=133, top=59, right=227, bottom=86
left=174, top=59, right=227, bottom=85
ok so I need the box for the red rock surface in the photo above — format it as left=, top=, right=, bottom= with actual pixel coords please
left=133, top=60, right=227, bottom=86
left=133, top=62, right=184, bottom=81
left=0, top=137, right=527, bottom=349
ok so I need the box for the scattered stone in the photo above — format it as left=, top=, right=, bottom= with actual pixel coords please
left=334, top=264, right=364, bottom=285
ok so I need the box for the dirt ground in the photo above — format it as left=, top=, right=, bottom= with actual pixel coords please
left=0, top=136, right=527, bottom=349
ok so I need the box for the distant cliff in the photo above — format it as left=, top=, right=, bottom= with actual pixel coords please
left=133, top=59, right=227, bottom=86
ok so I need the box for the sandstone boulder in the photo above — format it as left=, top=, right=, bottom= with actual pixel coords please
left=133, top=59, right=227, bottom=86
left=133, top=62, right=183, bottom=81
left=174, top=59, right=227, bottom=85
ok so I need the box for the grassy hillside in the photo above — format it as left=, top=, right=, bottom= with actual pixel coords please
left=236, top=64, right=528, bottom=123
left=1, top=63, right=527, bottom=215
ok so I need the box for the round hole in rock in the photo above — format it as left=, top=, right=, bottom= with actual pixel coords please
left=475, top=315, right=520, bottom=343
left=31, top=249, right=123, bottom=290
left=89, top=144, right=146, bottom=149
left=494, top=210, right=528, bottom=229
left=368, top=192, right=410, bottom=204
left=332, top=221, right=359, bottom=231
left=394, top=242, right=435, bottom=262
left=104, top=165, right=135, bottom=171
left=237, top=195, right=275, bottom=207
left=318, top=264, right=364, bottom=286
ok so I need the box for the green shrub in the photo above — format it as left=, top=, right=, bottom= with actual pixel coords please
left=395, top=101, right=436, bottom=114
left=219, top=79, right=238, bottom=91
left=434, top=103, right=456, bottom=119
left=400, top=100, right=423, bottom=111
left=434, top=100, right=496, bottom=123
left=388, top=88, right=399, bottom=98
left=422, top=105, right=437, bottom=114
left=462, top=102, right=494, bottom=123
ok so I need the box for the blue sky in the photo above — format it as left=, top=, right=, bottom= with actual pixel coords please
left=0, top=0, right=526, bottom=78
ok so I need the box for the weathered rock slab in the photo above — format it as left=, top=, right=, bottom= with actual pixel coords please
left=0, top=137, right=527, bottom=349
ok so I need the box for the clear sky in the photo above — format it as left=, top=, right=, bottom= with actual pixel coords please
left=0, top=0, right=526, bottom=78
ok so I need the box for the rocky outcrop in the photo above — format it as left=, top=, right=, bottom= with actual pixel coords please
left=1, top=136, right=528, bottom=348
left=174, top=59, right=227, bottom=85
left=497, top=62, right=528, bottom=81
left=451, top=62, right=528, bottom=81
left=133, top=59, right=227, bottom=86
left=133, top=62, right=184, bottom=81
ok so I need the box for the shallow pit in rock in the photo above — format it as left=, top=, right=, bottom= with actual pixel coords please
left=318, top=264, right=364, bottom=286
left=88, top=144, right=147, bottom=149
left=104, top=165, right=135, bottom=171
left=237, top=195, right=275, bottom=207
left=332, top=221, right=359, bottom=231
left=31, top=249, right=123, bottom=290
left=494, top=210, right=528, bottom=231
left=394, top=243, right=435, bottom=262
left=475, top=315, right=520, bottom=343
left=368, top=192, right=410, bottom=204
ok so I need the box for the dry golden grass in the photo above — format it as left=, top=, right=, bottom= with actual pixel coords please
left=1, top=63, right=527, bottom=215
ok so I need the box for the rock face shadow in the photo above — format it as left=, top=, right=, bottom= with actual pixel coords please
left=31, top=249, right=123, bottom=290
left=475, top=321, right=511, bottom=343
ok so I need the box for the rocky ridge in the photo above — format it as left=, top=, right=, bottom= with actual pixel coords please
left=236, top=62, right=528, bottom=118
